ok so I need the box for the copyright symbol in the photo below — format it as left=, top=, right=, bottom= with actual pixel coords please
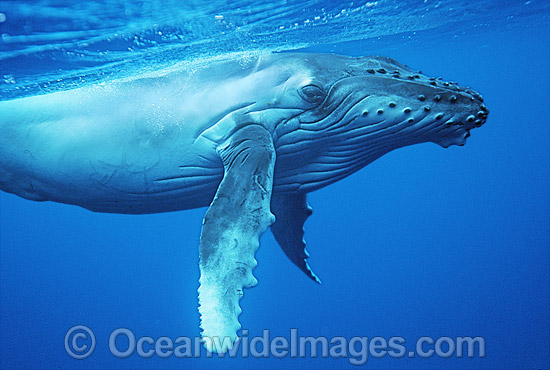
left=64, top=325, right=96, bottom=359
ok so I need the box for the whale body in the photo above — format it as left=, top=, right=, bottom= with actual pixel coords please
left=0, top=52, right=489, bottom=352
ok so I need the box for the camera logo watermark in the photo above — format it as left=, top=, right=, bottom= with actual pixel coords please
left=64, top=325, right=96, bottom=359
left=65, top=325, right=486, bottom=365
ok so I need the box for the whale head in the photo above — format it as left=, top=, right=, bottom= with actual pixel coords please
left=283, top=54, right=487, bottom=145
left=269, top=53, right=489, bottom=190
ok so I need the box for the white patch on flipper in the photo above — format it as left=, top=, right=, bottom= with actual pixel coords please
left=197, top=125, right=275, bottom=353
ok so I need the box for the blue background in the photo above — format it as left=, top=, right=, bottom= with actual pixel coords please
left=0, top=1, right=549, bottom=369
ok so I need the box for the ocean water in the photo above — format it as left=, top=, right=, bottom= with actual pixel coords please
left=0, top=0, right=549, bottom=369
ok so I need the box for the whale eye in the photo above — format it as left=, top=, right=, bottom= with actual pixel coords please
left=299, top=84, right=325, bottom=103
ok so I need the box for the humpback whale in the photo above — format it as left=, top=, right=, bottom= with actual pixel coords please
left=0, top=52, right=489, bottom=352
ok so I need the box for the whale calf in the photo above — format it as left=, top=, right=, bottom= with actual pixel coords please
left=0, top=52, right=488, bottom=352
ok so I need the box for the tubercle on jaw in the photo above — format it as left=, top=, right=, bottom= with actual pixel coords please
left=366, top=64, right=485, bottom=104
left=342, top=62, right=488, bottom=129
left=358, top=100, right=485, bottom=131
left=371, top=92, right=477, bottom=121
left=354, top=93, right=486, bottom=131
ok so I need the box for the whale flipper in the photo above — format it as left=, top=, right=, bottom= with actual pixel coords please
left=271, top=193, right=321, bottom=284
left=197, top=125, right=276, bottom=353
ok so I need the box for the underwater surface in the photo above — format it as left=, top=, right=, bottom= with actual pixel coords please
left=0, top=0, right=549, bottom=369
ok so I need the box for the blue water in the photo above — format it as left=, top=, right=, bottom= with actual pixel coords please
left=1, top=1, right=549, bottom=369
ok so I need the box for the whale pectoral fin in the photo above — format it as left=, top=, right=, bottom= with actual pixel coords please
left=198, top=125, right=276, bottom=353
left=270, top=193, right=321, bottom=284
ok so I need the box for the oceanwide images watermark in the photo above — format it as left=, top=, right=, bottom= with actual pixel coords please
left=65, top=326, right=486, bottom=365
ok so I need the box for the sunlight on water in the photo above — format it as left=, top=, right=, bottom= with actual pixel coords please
left=0, top=0, right=547, bottom=99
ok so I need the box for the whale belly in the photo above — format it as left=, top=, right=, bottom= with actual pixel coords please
left=0, top=85, right=226, bottom=214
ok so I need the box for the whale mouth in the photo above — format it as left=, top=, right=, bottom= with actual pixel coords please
left=436, top=129, right=471, bottom=148
left=434, top=103, right=489, bottom=148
